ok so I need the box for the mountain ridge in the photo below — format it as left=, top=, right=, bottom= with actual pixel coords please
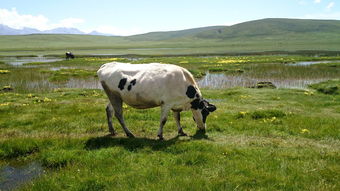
left=1, top=18, right=340, bottom=39
left=0, top=24, right=113, bottom=36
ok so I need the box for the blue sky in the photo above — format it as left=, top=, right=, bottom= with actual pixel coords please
left=0, top=0, right=339, bottom=35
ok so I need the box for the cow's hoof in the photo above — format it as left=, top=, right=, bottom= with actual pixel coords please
left=106, top=133, right=116, bottom=137
left=126, top=133, right=135, bottom=138
left=157, top=135, right=164, bottom=141
left=178, top=132, right=188, bottom=136
left=197, top=129, right=206, bottom=134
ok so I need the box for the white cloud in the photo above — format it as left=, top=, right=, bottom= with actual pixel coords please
left=0, top=8, right=142, bottom=35
left=327, top=2, right=335, bottom=10
left=314, top=0, right=321, bottom=3
left=0, top=8, right=49, bottom=29
left=302, top=12, right=340, bottom=20
left=0, top=8, right=84, bottom=30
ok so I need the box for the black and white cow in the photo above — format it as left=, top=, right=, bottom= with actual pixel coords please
left=97, top=62, right=216, bottom=140
left=65, top=52, right=75, bottom=59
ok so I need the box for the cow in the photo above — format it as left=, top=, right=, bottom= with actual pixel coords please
left=65, top=52, right=75, bottom=59
left=97, top=62, right=216, bottom=140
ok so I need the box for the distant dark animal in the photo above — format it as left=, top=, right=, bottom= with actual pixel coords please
left=97, top=62, right=216, bottom=140
left=65, top=52, right=75, bottom=59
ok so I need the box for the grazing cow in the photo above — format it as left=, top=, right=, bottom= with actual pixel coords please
left=97, top=62, right=216, bottom=140
left=65, top=52, right=75, bottom=59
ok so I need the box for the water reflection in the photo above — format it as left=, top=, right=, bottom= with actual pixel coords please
left=197, top=72, right=329, bottom=89
left=49, top=66, right=72, bottom=71
left=65, top=78, right=102, bottom=89
left=0, top=162, right=43, bottom=190
left=0, top=56, right=63, bottom=66
left=289, top=60, right=340, bottom=66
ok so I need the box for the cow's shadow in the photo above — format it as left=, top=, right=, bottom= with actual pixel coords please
left=85, top=130, right=209, bottom=151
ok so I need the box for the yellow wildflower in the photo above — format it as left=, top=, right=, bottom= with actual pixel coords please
left=270, top=117, right=277, bottom=122
left=0, top=102, right=10, bottom=106
left=123, top=104, right=128, bottom=109
left=304, top=91, right=314, bottom=96
left=238, top=111, right=247, bottom=118
left=44, top=97, right=52, bottom=102
left=0, top=70, right=10, bottom=74
left=301, top=129, right=310, bottom=134
left=179, top=61, right=189, bottom=64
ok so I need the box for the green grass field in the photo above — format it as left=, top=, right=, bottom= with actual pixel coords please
left=0, top=87, right=339, bottom=190
left=1, top=19, right=340, bottom=56
left=0, top=55, right=340, bottom=190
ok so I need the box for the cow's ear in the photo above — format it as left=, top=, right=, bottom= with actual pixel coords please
left=207, top=104, right=216, bottom=112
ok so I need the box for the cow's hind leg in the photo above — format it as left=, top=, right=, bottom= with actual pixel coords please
left=101, top=81, right=134, bottom=138
left=173, top=111, right=187, bottom=136
left=106, top=103, right=116, bottom=135
left=158, top=106, right=171, bottom=140
left=111, top=96, right=135, bottom=138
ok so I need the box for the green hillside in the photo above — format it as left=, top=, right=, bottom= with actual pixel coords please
left=127, top=26, right=225, bottom=41
left=1, top=18, right=340, bottom=55
left=195, top=18, right=340, bottom=39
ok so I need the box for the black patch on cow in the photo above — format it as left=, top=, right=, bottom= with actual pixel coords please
left=127, top=79, right=137, bottom=91
left=207, top=104, right=217, bottom=112
left=130, top=79, right=137, bottom=86
left=186, top=85, right=197, bottom=99
left=118, top=78, right=127, bottom=90
left=201, top=109, right=210, bottom=123
left=191, top=99, right=204, bottom=110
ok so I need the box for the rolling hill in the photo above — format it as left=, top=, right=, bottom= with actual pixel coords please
left=1, top=18, right=340, bottom=55
left=194, top=18, right=340, bottom=39
left=126, top=18, right=340, bottom=41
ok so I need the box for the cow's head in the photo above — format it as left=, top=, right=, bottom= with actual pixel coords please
left=191, top=98, right=217, bottom=130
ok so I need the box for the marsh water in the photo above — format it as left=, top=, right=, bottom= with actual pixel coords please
left=0, top=162, right=43, bottom=190
left=0, top=56, right=63, bottom=66
left=197, top=72, right=329, bottom=89
left=0, top=57, right=339, bottom=93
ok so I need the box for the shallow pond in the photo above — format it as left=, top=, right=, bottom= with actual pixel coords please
left=0, top=162, right=43, bottom=190
left=197, top=72, right=329, bottom=89
left=1, top=57, right=339, bottom=92
left=0, top=56, right=63, bottom=66
left=290, top=60, right=340, bottom=66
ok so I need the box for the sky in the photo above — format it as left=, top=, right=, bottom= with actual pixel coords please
left=0, top=0, right=339, bottom=36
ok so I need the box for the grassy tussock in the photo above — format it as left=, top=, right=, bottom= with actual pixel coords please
left=309, top=80, right=340, bottom=95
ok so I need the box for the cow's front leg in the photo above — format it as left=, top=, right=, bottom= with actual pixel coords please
left=173, top=111, right=187, bottom=136
left=106, top=103, right=116, bottom=135
left=158, top=106, right=171, bottom=140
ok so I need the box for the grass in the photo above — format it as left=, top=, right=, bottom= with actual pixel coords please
left=0, top=86, right=339, bottom=190
left=42, top=68, right=98, bottom=82
left=309, top=80, right=340, bottom=95
left=0, top=55, right=340, bottom=190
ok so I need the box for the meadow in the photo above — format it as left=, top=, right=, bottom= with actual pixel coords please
left=0, top=55, right=339, bottom=190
